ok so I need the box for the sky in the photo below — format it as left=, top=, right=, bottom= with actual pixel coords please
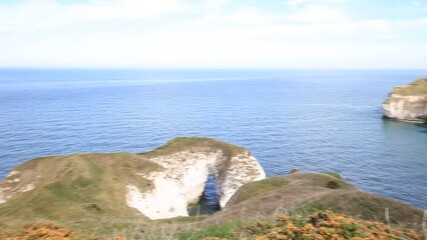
left=0, top=0, right=426, bottom=68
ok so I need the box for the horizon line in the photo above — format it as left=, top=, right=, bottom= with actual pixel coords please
left=0, top=67, right=426, bottom=71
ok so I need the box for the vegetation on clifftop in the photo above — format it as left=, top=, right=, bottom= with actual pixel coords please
left=1, top=211, right=423, bottom=239
left=0, top=153, right=161, bottom=227
left=391, top=78, right=427, bottom=96
left=226, top=177, right=289, bottom=206
left=139, top=137, right=246, bottom=158
left=0, top=139, right=425, bottom=239
left=222, top=172, right=424, bottom=234
left=232, top=210, right=422, bottom=240
left=2, top=168, right=423, bottom=238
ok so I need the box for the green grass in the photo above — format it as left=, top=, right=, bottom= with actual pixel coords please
left=1, top=148, right=424, bottom=237
left=0, top=153, right=158, bottom=228
left=154, top=215, right=209, bottom=225
left=176, top=220, right=247, bottom=240
left=0, top=138, right=252, bottom=232
left=295, top=191, right=424, bottom=229
left=139, top=137, right=246, bottom=158
left=326, top=180, right=341, bottom=189
left=227, top=177, right=289, bottom=205
left=291, top=201, right=328, bottom=216
left=324, top=172, right=343, bottom=180
left=392, top=78, right=427, bottom=95
left=82, top=158, right=104, bottom=179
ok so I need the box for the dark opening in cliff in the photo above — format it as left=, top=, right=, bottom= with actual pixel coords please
left=188, top=175, right=220, bottom=216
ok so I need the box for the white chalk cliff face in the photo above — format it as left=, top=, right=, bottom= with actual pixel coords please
left=0, top=170, right=35, bottom=204
left=382, top=78, right=427, bottom=123
left=125, top=146, right=266, bottom=220
left=0, top=138, right=266, bottom=221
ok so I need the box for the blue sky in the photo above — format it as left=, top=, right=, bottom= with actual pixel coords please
left=0, top=0, right=426, bottom=68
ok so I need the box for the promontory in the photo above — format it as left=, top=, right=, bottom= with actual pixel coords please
left=0, top=137, right=424, bottom=239
left=382, top=78, right=427, bottom=123
left=0, top=137, right=265, bottom=221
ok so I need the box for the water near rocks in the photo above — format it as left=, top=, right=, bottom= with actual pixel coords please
left=0, top=69, right=426, bottom=209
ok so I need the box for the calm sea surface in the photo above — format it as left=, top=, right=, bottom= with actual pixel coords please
left=0, top=69, right=426, bottom=210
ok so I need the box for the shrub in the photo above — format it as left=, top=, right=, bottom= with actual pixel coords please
left=326, top=180, right=341, bottom=189
left=238, top=211, right=422, bottom=240
left=4, top=222, right=77, bottom=240
left=324, top=172, right=343, bottom=180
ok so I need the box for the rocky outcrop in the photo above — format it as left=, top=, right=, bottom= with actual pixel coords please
left=125, top=137, right=266, bottom=219
left=382, top=78, right=427, bottom=123
left=0, top=137, right=265, bottom=221
left=0, top=170, right=35, bottom=204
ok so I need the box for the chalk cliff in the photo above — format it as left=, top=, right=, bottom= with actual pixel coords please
left=0, top=137, right=265, bottom=220
left=125, top=137, right=265, bottom=219
left=382, top=78, right=427, bottom=123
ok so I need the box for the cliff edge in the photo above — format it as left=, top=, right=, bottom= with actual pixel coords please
left=382, top=78, right=427, bottom=123
left=0, top=137, right=265, bottom=222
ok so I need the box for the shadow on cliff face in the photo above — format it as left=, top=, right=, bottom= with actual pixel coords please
left=188, top=175, right=220, bottom=216
left=417, top=122, right=427, bottom=133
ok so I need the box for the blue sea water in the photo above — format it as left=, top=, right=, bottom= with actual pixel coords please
left=0, top=69, right=426, bottom=210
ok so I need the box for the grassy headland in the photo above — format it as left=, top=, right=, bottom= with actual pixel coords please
left=0, top=138, right=424, bottom=239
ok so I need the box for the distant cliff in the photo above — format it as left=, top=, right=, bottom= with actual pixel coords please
left=382, top=78, right=427, bottom=123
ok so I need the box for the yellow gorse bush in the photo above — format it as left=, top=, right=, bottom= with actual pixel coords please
left=239, top=211, right=422, bottom=240
left=0, top=211, right=422, bottom=240
left=0, top=222, right=76, bottom=240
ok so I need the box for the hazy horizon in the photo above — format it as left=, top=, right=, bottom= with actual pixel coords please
left=1, top=67, right=427, bottom=70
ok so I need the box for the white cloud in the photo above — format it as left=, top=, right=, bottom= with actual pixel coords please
left=70, top=0, right=184, bottom=21
left=285, top=0, right=347, bottom=7
left=288, top=4, right=347, bottom=23
left=223, top=7, right=282, bottom=26
left=189, top=7, right=282, bottom=27
left=400, top=17, right=427, bottom=27
left=3, top=28, right=426, bottom=68
left=285, top=0, right=307, bottom=7
left=202, top=0, right=230, bottom=9
left=0, top=0, right=185, bottom=32
left=0, top=0, right=426, bottom=68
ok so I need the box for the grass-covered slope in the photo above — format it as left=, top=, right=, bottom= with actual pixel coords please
left=0, top=137, right=250, bottom=230
left=0, top=153, right=164, bottom=228
left=1, top=211, right=423, bottom=239
left=391, top=78, right=427, bottom=96
left=139, top=137, right=246, bottom=158
left=0, top=169, right=424, bottom=238
left=218, top=173, right=423, bottom=231
left=0, top=139, right=424, bottom=238
left=225, top=177, right=289, bottom=206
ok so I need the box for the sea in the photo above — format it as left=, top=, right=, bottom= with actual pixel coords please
left=0, top=69, right=426, bottom=212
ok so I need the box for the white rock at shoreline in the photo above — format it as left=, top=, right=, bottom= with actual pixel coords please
left=382, top=78, right=427, bottom=123
left=125, top=148, right=265, bottom=220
